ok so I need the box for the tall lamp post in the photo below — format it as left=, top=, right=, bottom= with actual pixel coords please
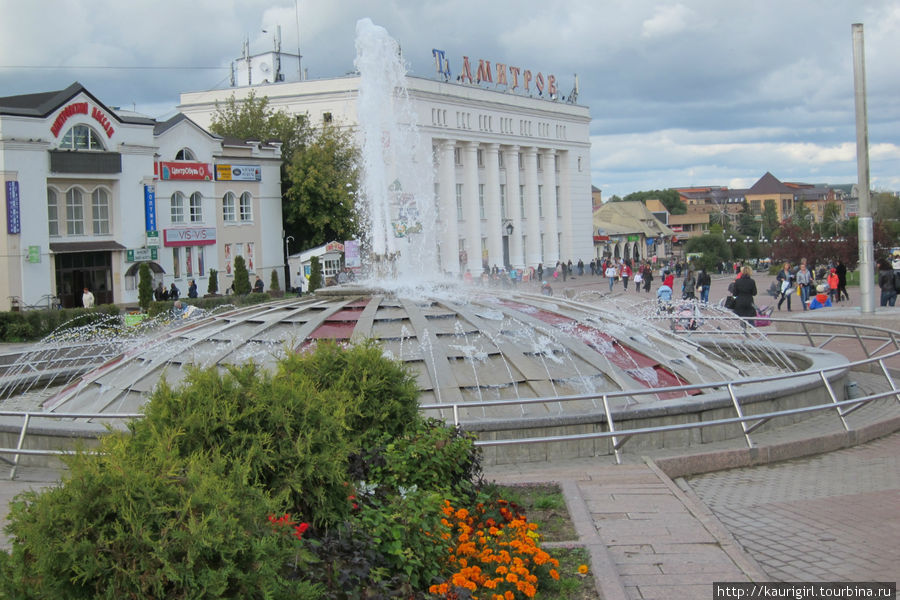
left=284, top=234, right=294, bottom=292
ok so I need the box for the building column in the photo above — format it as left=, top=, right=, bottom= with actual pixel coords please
left=483, top=144, right=503, bottom=270
left=502, top=145, right=523, bottom=270
left=541, top=148, right=559, bottom=265
left=462, top=141, right=482, bottom=274
left=557, top=150, right=574, bottom=261
left=522, top=147, right=541, bottom=269
left=438, top=140, right=459, bottom=274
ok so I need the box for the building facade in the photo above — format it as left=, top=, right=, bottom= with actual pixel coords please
left=0, top=83, right=282, bottom=311
left=178, top=64, right=594, bottom=275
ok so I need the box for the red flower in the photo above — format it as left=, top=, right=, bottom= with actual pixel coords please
left=293, top=522, right=310, bottom=540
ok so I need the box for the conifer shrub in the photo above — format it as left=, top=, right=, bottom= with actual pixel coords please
left=308, top=256, right=322, bottom=292
left=233, top=256, right=251, bottom=295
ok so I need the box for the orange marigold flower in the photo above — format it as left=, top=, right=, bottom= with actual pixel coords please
left=549, top=568, right=560, bottom=580
left=455, top=508, right=469, bottom=520
left=577, top=563, right=589, bottom=575
left=505, top=572, right=518, bottom=583
left=495, top=565, right=508, bottom=575
left=504, top=591, right=515, bottom=600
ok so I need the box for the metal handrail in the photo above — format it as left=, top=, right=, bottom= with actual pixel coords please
left=1, top=318, right=898, bottom=478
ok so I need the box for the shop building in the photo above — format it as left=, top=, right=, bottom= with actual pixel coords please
left=0, top=83, right=282, bottom=311
left=178, top=48, right=593, bottom=274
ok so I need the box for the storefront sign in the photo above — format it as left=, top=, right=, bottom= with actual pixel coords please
left=146, top=230, right=160, bottom=247
left=159, top=161, right=213, bottom=181
left=27, top=245, right=40, bottom=263
left=344, top=240, right=360, bottom=268
left=215, top=164, right=261, bottom=181
left=324, top=241, right=344, bottom=253
left=6, top=181, right=20, bottom=234
left=627, top=235, right=639, bottom=242
left=126, top=247, right=158, bottom=262
left=432, top=49, right=558, bottom=97
left=163, top=227, right=216, bottom=247
left=144, top=184, right=157, bottom=231
left=50, top=101, right=114, bottom=137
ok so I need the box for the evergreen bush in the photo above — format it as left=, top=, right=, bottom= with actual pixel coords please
left=233, top=256, right=251, bottom=295
left=308, top=256, right=322, bottom=293
left=138, top=262, right=153, bottom=312
left=207, top=268, right=218, bottom=295
left=269, top=269, right=281, bottom=292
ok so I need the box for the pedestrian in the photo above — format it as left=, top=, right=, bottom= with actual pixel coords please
left=82, top=286, right=95, bottom=308
left=536, top=263, right=543, bottom=283
left=827, top=268, right=839, bottom=304
left=188, top=279, right=198, bottom=298
left=154, top=281, right=166, bottom=301
left=732, top=266, right=758, bottom=321
left=775, top=262, right=794, bottom=311
left=795, top=262, right=812, bottom=311
left=621, top=262, right=632, bottom=290
left=634, top=269, right=642, bottom=293
left=642, top=264, right=653, bottom=293
left=808, top=284, right=833, bottom=310
left=682, top=269, right=696, bottom=300
left=696, top=268, right=711, bottom=303
left=604, top=262, right=618, bottom=292
left=835, top=260, right=849, bottom=302
left=877, top=258, right=897, bottom=307
left=169, top=282, right=180, bottom=300
left=541, top=281, right=553, bottom=296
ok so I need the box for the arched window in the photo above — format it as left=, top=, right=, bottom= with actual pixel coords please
left=59, top=125, right=105, bottom=150
left=223, top=192, right=236, bottom=222
left=170, top=192, right=185, bottom=223
left=175, top=148, right=196, bottom=161
left=92, top=188, right=110, bottom=234
left=189, top=192, right=203, bottom=222
left=47, top=188, right=59, bottom=236
left=239, top=192, right=252, bottom=222
left=66, top=188, right=84, bottom=235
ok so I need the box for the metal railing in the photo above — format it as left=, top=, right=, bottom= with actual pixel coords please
left=1, top=317, right=898, bottom=479
left=0, top=411, right=142, bottom=480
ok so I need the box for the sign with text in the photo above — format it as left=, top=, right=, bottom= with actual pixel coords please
left=146, top=230, right=160, bottom=247
left=27, top=245, right=40, bottom=263
left=143, top=184, right=157, bottom=232
left=6, top=181, right=20, bottom=234
left=159, top=161, right=213, bottom=181
left=163, top=227, right=216, bottom=247
left=215, top=164, right=261, bottom=181
left=126, top=247, right=158, bottom=262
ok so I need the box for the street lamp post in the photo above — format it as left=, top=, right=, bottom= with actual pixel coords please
left=284, top=234, right=294, bottom=292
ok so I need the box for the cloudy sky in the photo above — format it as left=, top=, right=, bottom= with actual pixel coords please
left=2, top=0, right=899, bottom=199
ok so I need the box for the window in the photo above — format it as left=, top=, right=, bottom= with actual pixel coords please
left=47, top=189, right=59, bottom=236
left=185, top=246, right=193, bottom=277
left=239, top=192, right=253, bottom=221
left=172, top=247, right=181, bottom=279
left=223, top=192, right=236, bottom=222
left=91, top=188, right=110, bottom=234
left=500, top=184, right=507, bottom=218
left=175, top=148, right=196, bottom=160
left=59, top=125, right=104, bottom=150
left=498, top=152, right=504, bottom=168
left=538, top=185, right=543, bottom=217
left=170, top=192, right=185, bottom=223
left=477, top=149, right=484, bottom=167
left=536, top=155, right=542, bottom=171
left=323, top=112, right=333, bottom=123
left=479, top=184, right=485, bottom=219
left=556, top=186, right=561, bottom=217
left=456, top=184, right=463, bottom=220
left=454, top=147, right=462, bottom=166
left=518, top=153, right=523, bottom=170
left=189, top=192, right=203, bottom=222
left=519, top=185, right=525, bottom=217
left=66, top=188, right=84, bottom=235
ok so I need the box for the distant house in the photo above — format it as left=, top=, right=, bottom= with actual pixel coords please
left=592, top=201, right=674, bottom=263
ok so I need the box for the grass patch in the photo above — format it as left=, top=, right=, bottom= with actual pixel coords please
left=489, top=483, right=576, bottom=542
left=539, top=546, right=600, bottom=600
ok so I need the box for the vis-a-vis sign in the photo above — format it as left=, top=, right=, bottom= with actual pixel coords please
left=215, top=164, right=261, bottom=181
left=163, top=227, right=216, bottom=247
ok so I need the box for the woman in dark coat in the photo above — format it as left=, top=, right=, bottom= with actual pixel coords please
left=732, top=265, right=758, bottom=319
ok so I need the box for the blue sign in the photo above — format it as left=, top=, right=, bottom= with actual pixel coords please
left=6, top=181, right=20, bottom=234
left=143, top=184, right=156, bottom=232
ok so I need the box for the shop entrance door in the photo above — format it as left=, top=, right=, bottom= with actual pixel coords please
left=55, top=251, right=113, bottom=307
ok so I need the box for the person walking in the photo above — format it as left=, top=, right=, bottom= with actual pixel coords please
left=696, top=268, right=711, bottom=303
left=827, top=268, right=839, bottom=304
left=642, top=264, right=653, bottom=293
left=621, top=262, right=632, bottom=291
left=605, top=262, right=618, bottom=292
left=835, top=260, right=849, bottom=302
left=188, top=279, right=198, bottom=298
left=681, top=269, right=696, bottom=300
left=775, top=262, right=794, bottom=311
left=81, top=287, right=95, bottom=308
left=732, top=266, right=758, bottom=322
left=795, top=262, right=812, bottom=311
left=877, top=258, right=897, bottom=307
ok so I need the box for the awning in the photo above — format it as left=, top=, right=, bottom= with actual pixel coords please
left=124, top=261, right=165, bottom=276
left=49, top=241, right=127, bottom=253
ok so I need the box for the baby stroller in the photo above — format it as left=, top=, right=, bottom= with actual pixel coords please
left=753, top=304, right=773, bottom=327
left=671, top=301, right=703, bottom=331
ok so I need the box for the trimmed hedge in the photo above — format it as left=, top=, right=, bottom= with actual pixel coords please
left=0, top=304, right=121, bottom=342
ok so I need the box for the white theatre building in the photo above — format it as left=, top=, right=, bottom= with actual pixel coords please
left=179, top=48, right=593, bottom=275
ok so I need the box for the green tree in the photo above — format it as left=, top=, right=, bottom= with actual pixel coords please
left=233, top=256, right=251, bottom=295
left=621, top=189, right=687, bottom=215
left=269, top=269, right=280, bottom=292
left=308, top=256, right=323, bottom=293
left=763, top=199, right=779, bottom=234
left=284, top=123, right=360, bottom=247
left=207, top=268, right=218, bottom=295
left=209, top=91, right=311, bottom=161
left=138, top=263, right=153, bottom=312
left=684, top=233, right=731, bottom=271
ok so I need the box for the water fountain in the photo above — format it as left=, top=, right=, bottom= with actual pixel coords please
left=0, top=20, right=855, bottom=465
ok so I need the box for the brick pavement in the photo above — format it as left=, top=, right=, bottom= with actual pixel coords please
left=686, top=432, right=900, bottom=584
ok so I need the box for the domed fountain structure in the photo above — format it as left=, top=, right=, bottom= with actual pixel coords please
left=2, top=20, right=853, bottom=465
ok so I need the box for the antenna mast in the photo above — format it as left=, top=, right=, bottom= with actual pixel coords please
left=294, top=0, right=303, bottom=80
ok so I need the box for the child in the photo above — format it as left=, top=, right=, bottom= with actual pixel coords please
left=808, top=284, right=832, bottom=310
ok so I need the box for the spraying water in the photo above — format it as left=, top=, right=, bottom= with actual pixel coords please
left=354, top=18, right=438, bottom=285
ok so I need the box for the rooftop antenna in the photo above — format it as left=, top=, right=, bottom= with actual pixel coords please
left=294, top=0, right=303, bottom=80
left=243, top=34, right=251, bottom=86
left=274, top=25, right=282, bottom=82
left=566, top=74, right=579, bottom=104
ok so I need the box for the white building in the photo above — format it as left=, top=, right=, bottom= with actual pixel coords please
left=0, top=83, right=282, bottom=310
left=179, top=50, right=593, bottom=276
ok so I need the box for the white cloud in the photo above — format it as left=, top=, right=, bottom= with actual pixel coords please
left=641, top=3, right=694, bottom=38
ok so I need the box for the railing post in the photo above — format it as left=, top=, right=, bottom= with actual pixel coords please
left=726, top=383, right=754, bottom=448
left=819, top=371, right=851, bottom=430
left=600, top=393, right=623, bottom=465
left=877, top=358, right=899, bottom=404
left=452, top=403, right=460, bottom=427
left=9, top=413, right=31, bottom=481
